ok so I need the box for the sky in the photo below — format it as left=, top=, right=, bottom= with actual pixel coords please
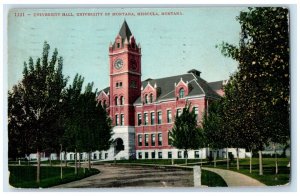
left=7, top=7, right=247, bottom=91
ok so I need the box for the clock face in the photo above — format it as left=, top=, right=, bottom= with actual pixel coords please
left=130, top=59, right=137, bottom=71
left=114, top=59, right=123, bottom=70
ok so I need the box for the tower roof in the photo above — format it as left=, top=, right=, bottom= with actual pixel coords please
left=118, top=20, right=132, bottom=41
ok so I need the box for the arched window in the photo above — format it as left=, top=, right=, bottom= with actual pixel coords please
left=115, top=96, right=118, bottom=105
left=145, top=94, right=148, bottom=104
left=120, top=96, right=124, bottom=105
left=150, top=94, right=153, bottom=103
left=179, top=88, right=185, bottom=98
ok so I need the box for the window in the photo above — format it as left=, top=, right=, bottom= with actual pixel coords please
left=157, top=111, right=162, bottom=124
left=193, top=107, right=199, bottom=120
left=119, top=82, right=122, bottom=87
left=158, top=152, right=162, bottom=159
left=145, top=134, right=149, bottom=146
left=144, top=113, right=148, bottom=125
left=130, top=80, right=137, bottom=88
left=116, top=83, right=119, bottom=88
left=167, top=110, right=172, bottom=123
left=93, top=153, right=97, bottom=160
left=138, top=135, right=142, bottom=146
left=145, top=94, right=148, bottom=104
left=184, top=151, right=188, bottom=158
left=151, top=151, right=155, bottom=159
left=168, top=131, right=172, bottom=145
left=158, top=133, right=162, bottom=146
left=176, top=108, right=182, bottom=117
left=151, top=112, right=155, bottom=125
left=117, top=43, right=120, bottom=48
left=115, top=114, right=119, bottom=126
left=138, top=152, right=142, bottom=159
left=105, top=153, right=108, bottom=159
left=179, top=88, right=185, bottom=98
left=137, top=114, right=142, bottom=126
left=70, top=154, right=73, bottom=160
left=145, top=152, right=149, bottom=159
left=120, top=96, right=124, bottom=105
left=195, top=151, right=200, bottom=159
left=151, top=134, right=155, bottom=146
left=115, top=96, right=118, bottom=105
left=168, top=152, right=172, bottom=159
left=120, top=114, right=124, bottom=126
left=178, top=151, right=182, bottom=158
left=150, top=94, right=153, bottom=103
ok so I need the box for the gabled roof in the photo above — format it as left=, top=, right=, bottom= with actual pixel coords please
left=98, top=72, right=224, bottom=104
left=134, top=72, right=221, bottom=104
left=208, top=80, right=224, bottom=91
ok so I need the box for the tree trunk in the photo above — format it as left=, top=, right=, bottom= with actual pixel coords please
left=236, top=148, right=240, bottom=171
left=213, top=150, right=217, bottom=168
left=64, top=150, right=67, bottom=167
left=259, top=150, right=263, bottom=175
left=49, top=154, right=52, bottom=166
left=249, top=149, right=252, bottom=173
left=274, top=144, right=278, bottom=175
left=78, top=152, right=81, bottom=168
left=36, top=149, right=40, bottom=184
left=88, top=151, right=91, bottom=170
left=184, top=150, right=188, bottom=165
left=74, top=149, right=78, bottom=175
left=226, top=147, right=229, bottom=169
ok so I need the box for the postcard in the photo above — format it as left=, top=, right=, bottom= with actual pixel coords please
left=6, top=6, right=291, bottom=190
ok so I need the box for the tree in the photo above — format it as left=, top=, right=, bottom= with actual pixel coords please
left=202, top=98, right=230, bottom=168
left=8, top=41, right=68, bottom=183
left=169, top=103, right=204, bottom=165
left=219, top=7, right=290, bottom=175
left=61, top=75, right=113, bottom=172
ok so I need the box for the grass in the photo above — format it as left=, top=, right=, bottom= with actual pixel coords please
left=9, top=165, right=99, bottom=188
left=201, top=169, right=227, bottom=187
left=203, top=158, right=290, bottom=186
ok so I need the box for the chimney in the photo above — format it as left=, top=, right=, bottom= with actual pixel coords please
left=187, top=69, right=201, bottom=77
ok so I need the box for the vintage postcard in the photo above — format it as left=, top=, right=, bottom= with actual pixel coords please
left=6, top=6, right=291, bottom=190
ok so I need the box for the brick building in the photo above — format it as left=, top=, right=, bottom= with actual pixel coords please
left=97, top=21, right=227, bottom=160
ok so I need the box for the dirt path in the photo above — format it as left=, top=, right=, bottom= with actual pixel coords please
left=53, top=164, right=194, bottom=188
left=202, top=167, right=266, bottom=187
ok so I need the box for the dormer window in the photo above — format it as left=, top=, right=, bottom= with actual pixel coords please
left=145, top=94, right=148, bottom=104
left=150, top=94, right=153, bottom=103
left=179, top=88, right=185, bottom=98
left=117, top=42, right=120, bottom=48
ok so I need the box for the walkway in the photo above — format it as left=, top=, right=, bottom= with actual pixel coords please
left=202, top=167, right=266, bottom=187
left=53, top=164, right=194, bottom=188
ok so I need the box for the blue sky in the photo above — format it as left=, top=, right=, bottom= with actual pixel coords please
left=8, top=7, right=247, bottom=90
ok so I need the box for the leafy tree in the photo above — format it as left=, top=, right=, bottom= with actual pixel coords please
left=61, top=75, right=113, bottom=172
left=8, top=41, right=68, bottom=183
left=219, top=7, right=290, bottom=175
left=202, top=98, right=228, bottom=168
left=169, top=103, right=204, bottom=165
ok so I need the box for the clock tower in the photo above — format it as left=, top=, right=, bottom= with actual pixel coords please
left=108, top=20, right=141, bottom=159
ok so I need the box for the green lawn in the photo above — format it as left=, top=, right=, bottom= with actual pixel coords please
left=201, top=169, right=227, bottom=187
left=9, top=165, right=99, bottom=188
left=203, top=158, right=290, bottom=186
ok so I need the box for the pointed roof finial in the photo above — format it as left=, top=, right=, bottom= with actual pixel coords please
left=118, top=20, right=132, bottom=41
